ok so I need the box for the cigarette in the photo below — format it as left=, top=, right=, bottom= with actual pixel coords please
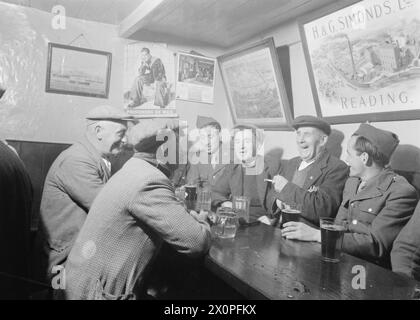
left=264, top=179, right=273, bottom=183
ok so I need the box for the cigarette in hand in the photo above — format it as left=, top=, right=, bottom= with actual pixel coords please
left=264, top=179, right=273, bottom=183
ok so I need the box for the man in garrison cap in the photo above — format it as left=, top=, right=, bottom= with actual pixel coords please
left=262, top=115, right=349, bottom=227
left=62, top=119, right=211, bottom=300
left=182, top=115, right=228, bottom=189
left=282, top=123, right=418, bottom=268
left=36, top=105, right=129, bottom=283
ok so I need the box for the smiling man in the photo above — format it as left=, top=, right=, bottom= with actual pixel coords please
left=263, top=115, right=349, bottom=226
left=36, top=105, right=129, bottom=283
left=282, top=123, right=418, bottom=268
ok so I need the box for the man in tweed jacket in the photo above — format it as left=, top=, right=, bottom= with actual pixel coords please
left=63, top=119, right=211, bottom=300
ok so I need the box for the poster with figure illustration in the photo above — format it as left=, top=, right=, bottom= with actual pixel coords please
left=123, top=42, right=177, bottom=117
left=300, top=0, right=420, bottom=124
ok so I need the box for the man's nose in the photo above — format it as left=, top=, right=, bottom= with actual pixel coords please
left=121, top=135, right=128, bottom=145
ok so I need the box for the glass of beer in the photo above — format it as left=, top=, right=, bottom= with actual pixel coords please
left=279, top=203, right=302, bottom=228
left=213, top=207, right=238, bottom=239
left=184, top=184, right=197, bottom=211
left=320, top=218, right=346, bottom=263
left=233, top=196, right=250, bottom=225
left=197, top=189, right=211, bottom=213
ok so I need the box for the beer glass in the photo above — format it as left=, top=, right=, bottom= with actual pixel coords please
left=320, top=218, right=345, bottom=263
left=197, top=189, right=211, bottom=213
left=184, top=184, right=197, bottom=211
left=213, top=207, right=238, bottom=239
left=279, top=203, right=302, bottom=228
left=232, top=196, right=250, bottom=224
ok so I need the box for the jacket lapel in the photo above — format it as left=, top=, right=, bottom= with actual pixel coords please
left=302, top=152, right=329, bottom=189
left=351, top=169, right=394, bottom=202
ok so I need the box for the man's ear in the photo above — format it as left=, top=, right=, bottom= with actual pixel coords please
left=95, top=124, right=103, bottom=140
left=360, top=152, right=369, bottom=165
left=320, top=134, right=328, bottom=147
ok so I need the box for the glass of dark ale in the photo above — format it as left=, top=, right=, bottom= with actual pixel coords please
left=184, top=184, right=197, bottom=211
left=320, top=218, right=345, bottom=263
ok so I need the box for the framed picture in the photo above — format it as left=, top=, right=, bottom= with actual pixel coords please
left=218, top=37, right=293, bottom=130
left=299, top=0, right=420, bottom=124
left=45, top=43, right=112, bottom=98
left=176, top=52, right=216, bottom=104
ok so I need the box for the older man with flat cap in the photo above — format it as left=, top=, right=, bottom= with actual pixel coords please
left=283, top=123, right=418, bottom=267
left=263, top=115, right=349, bottom=227
left=36, top=105, right=129, bottom=282
left=62, top=119, right=211, bottom=300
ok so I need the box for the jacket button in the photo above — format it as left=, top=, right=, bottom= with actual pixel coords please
left=368, top=208, right=372, bottom=212
left=352, top=219, right=357, bottom=225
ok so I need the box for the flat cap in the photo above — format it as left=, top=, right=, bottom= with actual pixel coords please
left=129, top=118, right=179, bottom=153
left=292, top=115, right=331, bottom=135
left=86, top=105, right=130, bottom=121
left=196, top=115, right=220, bottom=129
left=354, top=123, right=399, bottom=159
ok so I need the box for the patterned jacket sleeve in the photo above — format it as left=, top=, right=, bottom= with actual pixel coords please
left=128, top=176, right=211, bottom=257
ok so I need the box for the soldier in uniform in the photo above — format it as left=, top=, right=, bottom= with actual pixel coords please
left=282, top=123, right=418, bottom=268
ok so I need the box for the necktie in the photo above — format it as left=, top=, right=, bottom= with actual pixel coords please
left=357, top=180, right=367, bottom=194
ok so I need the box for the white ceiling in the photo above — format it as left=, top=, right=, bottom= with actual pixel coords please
left=2, top=0, right=338, bottom=48
left=1, top=0, right=144, bottom=25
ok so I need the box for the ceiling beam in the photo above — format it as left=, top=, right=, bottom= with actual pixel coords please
left=118, top=0, right=168, bottom=38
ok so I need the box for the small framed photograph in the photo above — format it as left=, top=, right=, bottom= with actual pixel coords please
left=45, top=43, right=112, bottom=98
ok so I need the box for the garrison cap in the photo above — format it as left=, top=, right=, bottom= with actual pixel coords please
left=196, top=115, right=221, bottom=129
left=354, top=123, right=399, bottom=159
left=292, top=115, right=331, bottom=135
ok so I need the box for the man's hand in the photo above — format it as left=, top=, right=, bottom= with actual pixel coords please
left=189, top=210, right=209, bottom=223
left=273, top=175, right=288, bottom=193
left=281, top=222, right=321, bottom=242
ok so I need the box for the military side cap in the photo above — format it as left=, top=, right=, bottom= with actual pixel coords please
left=354, top=123, right=399, bottom=159
left=86, top=105, right=130, bottom=121
left=292, top=115, right=331, bottom=135
left=196, top=115, right=220, bottom=129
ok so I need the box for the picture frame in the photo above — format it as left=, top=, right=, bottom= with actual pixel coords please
left=176, top=52, right=216, bottom=104
left=218, top=37, right=293, bottom=130
left=45, top=43, right=112, bottom=98
left=299, top=0, right=420, bottom=124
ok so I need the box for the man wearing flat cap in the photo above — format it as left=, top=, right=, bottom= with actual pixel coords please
left=263, top=115, right=349, bottom=228
left=36, top=105, right=129, bottom=283
left=185, top=115, right=227, bottom=188
left=283, top=123, right=418, bottom=268
left=62, top=119, right=211, bottom=300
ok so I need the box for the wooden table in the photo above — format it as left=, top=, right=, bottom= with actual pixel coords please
left=205, top=223, right=420, bottom=300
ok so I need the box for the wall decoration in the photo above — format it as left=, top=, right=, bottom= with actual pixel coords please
left=176, top=52, right=216, bottom=104
left=218, top=37, right=292, bottom=130
left=124, top=42, right=177, bottom=118
left=299, top=0, right=420, bottom=124
left=45, top=43, right=111, bottom=98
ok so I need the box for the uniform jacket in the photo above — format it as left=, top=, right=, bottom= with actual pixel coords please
left=0, top=141, right=33, bottom=294
left=263, top=151, right=349, bottom=226
left=336, top=168, right=418, bottom=267
left=38, top=136, right=111, bottom=278
left=63, top=154, right=211, bottom=300
left=391, top=201, right=420, bottom=280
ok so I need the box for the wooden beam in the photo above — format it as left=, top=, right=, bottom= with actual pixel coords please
left=118, top=0, right=168, bottom=38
